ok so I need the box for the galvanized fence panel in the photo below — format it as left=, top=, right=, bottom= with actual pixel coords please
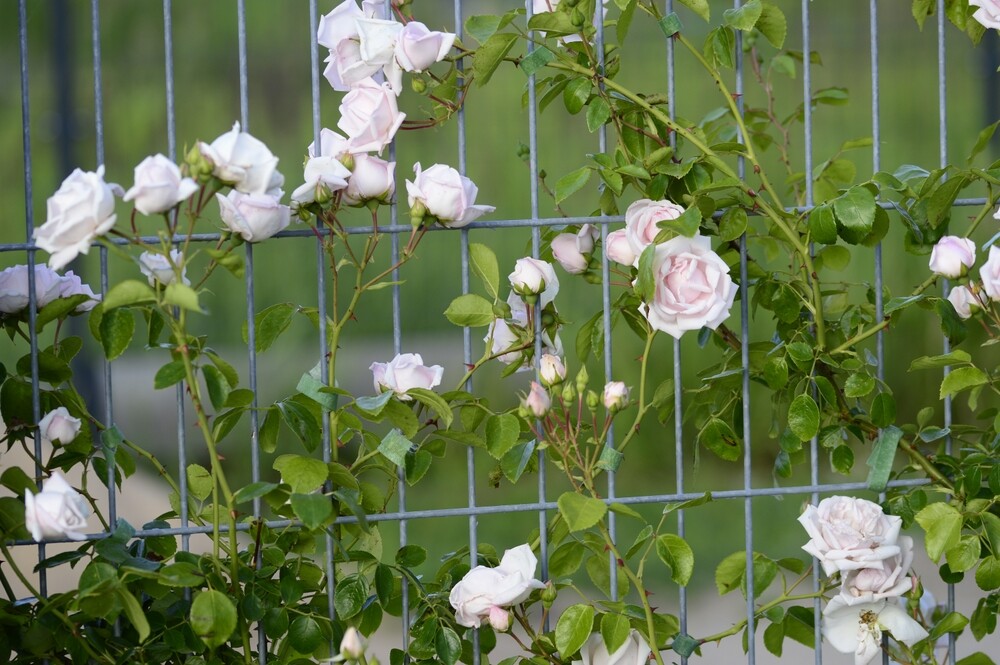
left=5, top=0, right=992, bottom=662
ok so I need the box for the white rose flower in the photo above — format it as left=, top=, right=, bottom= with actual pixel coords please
left=638, top=234, right=736, bottom=339
left=324, top=39, right=382, bottom=91
left=198, top=122, right=283, bottom=196
left=449, top=544, right=546, bottom=628
left=139, top=249, right=189, bottom=287
left=343, top=154, right=395, bottom=206
left=394, top=21, right=456, bottom=72
left=317, top=0, right=364, bottom=49
left=24, top=472, right=91, bottom=542
left=539, top=354, right=566, bottom=386
left=605, top=229, right=637, bottom=266
left=370, top=353, right=444, bottom=400
left=339, top=626, right=365, bottom=660
left=308, top=128, right=353, bottom=161
left=34, top=166, right=120, bottom=271
left=291, top=156, right=352, bottom=206
left=928, top=236, right=975, bottom=278
left=57, top=270, right=101, bottom=313
left=602, top=381, right=629, bottom=412
left=624, top=198, right=686, bottom=258
left=216, top=191, right=291, bottom=243
left=0, top=264, right=65, bottom=313
left=485, top=317, right=522, bottom=364
left=405, top=163, right=495, bottom=228
left=822, top=596, right=928, bottom=665
left=522, top=381, right=551, bottom=417
left=38, top=407, right=82, bottom=446
left=798, top=496, right=902, bottom=576
left=839, top=536, right=915, bottom=605
left=338, top=79, right=406, bottom=154
left=509, top=257, right=559, bottom=308
left=947, top=284, right=980, bottom=319
left=969, top=0, right=1000, bottom=29
left=572, top=630, right=651, bottom=665
left=122, top=154, right=198, bottom=215
left=551, top=225, right=597, bottom=274
left=356, top=18, right=402, bottom=65
left=979, top=245, right=1000, bottom=300
left=485, top=294, right=562, bottom=368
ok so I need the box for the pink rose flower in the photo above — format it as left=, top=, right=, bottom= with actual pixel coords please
left=338, top=79, right=406, bottom=154
left=638, top=235, right=736, bottom=339
left=928, top=236, right=975, bottom=278
left=605, top=228, right=637, bottom=266
left=370, top=352, right=443, bottom=400
left=624, top=198, right=685, bottom=258
left=406, top=163, right=495, bottom=227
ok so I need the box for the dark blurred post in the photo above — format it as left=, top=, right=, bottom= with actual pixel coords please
left=52, top=0, right=101, bottom=417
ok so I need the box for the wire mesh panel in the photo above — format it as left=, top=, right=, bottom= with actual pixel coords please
left=3, top=0, right=996, bottom=663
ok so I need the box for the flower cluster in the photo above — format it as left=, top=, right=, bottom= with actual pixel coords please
left=800, top=496, right=928, bottom=665
left=485, top=258, right=562, bottom=369
left=929, top=235, right=1000, bottom=320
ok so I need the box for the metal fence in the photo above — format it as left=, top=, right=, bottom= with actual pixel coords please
left=6, top=0, right=993, bottom=663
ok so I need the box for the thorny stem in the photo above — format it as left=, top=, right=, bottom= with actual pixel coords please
left=830, top=274, right=939, bottom=355
left=615, top=327, right=656, bottom=453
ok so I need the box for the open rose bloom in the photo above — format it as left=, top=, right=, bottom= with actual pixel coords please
left=449, top=544, right=546, bottom=629
left=799, top=496, right=902, bottom=576
left=370, top=353, right=443, bottom=400
left=24, top=472, right=91, bottom=542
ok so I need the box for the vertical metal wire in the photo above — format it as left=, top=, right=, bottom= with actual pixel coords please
left=593, top=0, right=619, bottom=602
left=18, top=0, right=47, bottom=600
left=730, top=2, right=756, bottom=662
left=308, top=0, right=338, bottom=646
left=803, top=1, right=822, bottom=662
left=452, top=0, right=481, bottom=661
left=91, top=0, right=117, bottom=537
left=163, top=0, right=191, bottom=558
left=936, top=2, right=957, bottom=663
left=234, top=2, right=266, bottom=661
left=663, top=2, right=688, bottom=659
left=525, top=0, right=549, bottom=617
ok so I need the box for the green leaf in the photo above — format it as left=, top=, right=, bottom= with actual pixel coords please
left=288, top=616, right=324, bottom=653
left=677, top=0, right=709, bottom=21
left=558, top=492, right=608, bottom=532
left=277, top=399, right=321, bottom=452
left=334, top=576, right=367, bottom=619
left=473, top=33, right=518, bottom=87
left=100, top=307, right=134, bottom=360
left=601, top=614, right=630, bottom=654
left=788, top=394, right=820, bottom=441
left=396, top=544, right=427, bottom=567
left=444, top=293, right=495, bottom=327
left=928, top=612, right=969, bottom=641
left=163, top=282, right=202, bottom=312
left=563, top=79, right=592, bottom=115
left=586, top=98, right=611, bottom=133
left=528, top=11, right=579, bottom=36
left=205, top=247, right=244, bottom=278
left=501, top=440, right=536, bottom=483
left=707, top=26, right=736, bottom=69
left=715, top=550, right=745, bottom=595
left=186, top=464, right=213, bottom=501
left=844, top=373, right=875, bottom=398
left=274, top=454, right=328, bottom=494
left=633, top=244, right=657, bottom=302
left=555, top=604, right=595, bottom=657
left=915, top=502, right=963, bottom=562
left=756, top=3, right=786, bottom=48
left=190, top=590, right=237, bottom=649
left=520, top=46, right=555, bottom=76
left=656, top=534, right=694, bottom=586
left=407, top=387, right=453, bottom=428
left=946, top=535, right=982, bottom=573
left=832, top=185, right=877, bottom=244
left=159, top=562, right=204, bottom=587
left=117, top=588, right=151, bottom=643
left=34, top=295, right=91, bottom=332
left=968, top=120, right=1000, bottom=165
left=550, top=542, right=586, bottom=577
left=246, top=302, right=298, bottom=353
left=259, top=408, right=280, bottom=454
left=940, top=366, right=988, bottom=399
left=469, top=242, right=500, bottom=300
left=866, top=425, right=902, bottom=492
left=659, top=206, right=701, bottom=238
left=233, top=481, right=279, bottom=504
left=724, top=0, right=762, bottom=30
left=486, top=413, right=520, bottom=460
left=718, top=208, right=748, bottom=242
left=831, top=445, right=854, bottom=475
left=202, top=365, right=230, bottom=410
left=466, top=12, right=516, bottom=44
left=102, top=280, right=156, bottom=310
left=975, top=556, right=1000, bottom=591
left=153, top=360, right=186, bottom=390
left=871, top=393, right=896, bottom=428
left=378, top=429, right=413, bottom=467
left=909, top=350, right=972, bottom=371
left=699, top=418, right=742, bottom=461
left=436, top=626, right=462, bottom=665
left=290, top=493, right=332, bottom=530
left=555, top=167, right=592, bottom=204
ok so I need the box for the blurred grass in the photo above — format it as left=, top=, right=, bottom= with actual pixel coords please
left=2, top=0, right=1000, bottom=589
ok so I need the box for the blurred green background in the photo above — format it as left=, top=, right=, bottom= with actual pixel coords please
left=2, top=0, right=1000, bottom=593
